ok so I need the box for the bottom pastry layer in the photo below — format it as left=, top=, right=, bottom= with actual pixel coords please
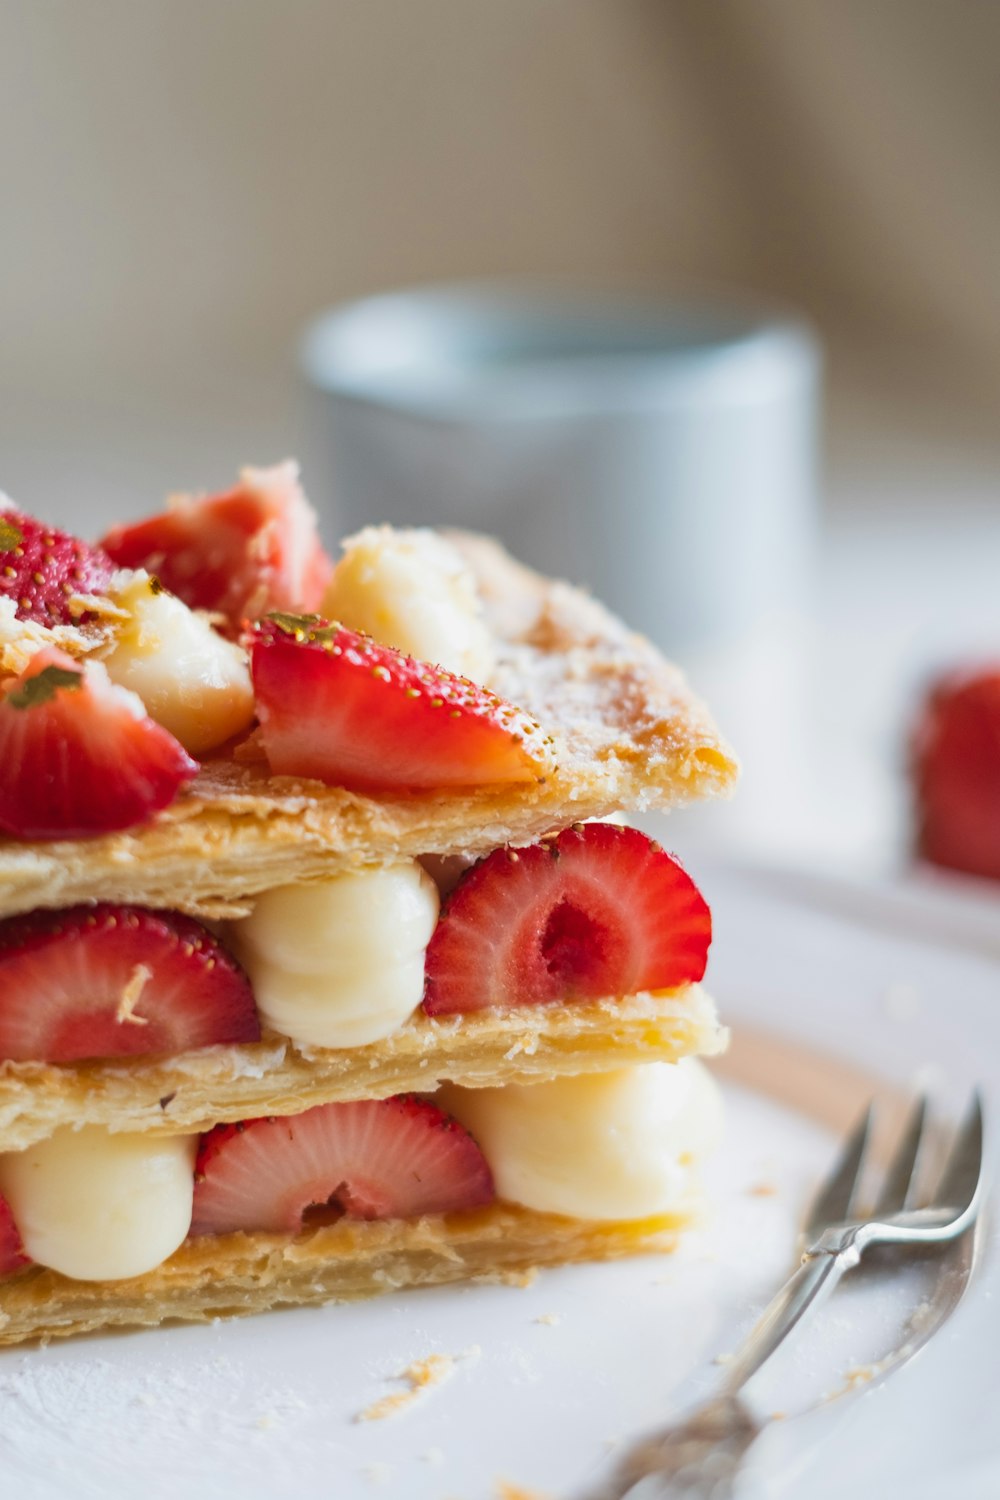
left=0, top=1199, right=697, bottom=1346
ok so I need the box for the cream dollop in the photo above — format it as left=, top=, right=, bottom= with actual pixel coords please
left=438, top=1059, right=723, bottom=1221
left=103, top=572, right=254, bottom=754
left=322, top=526, right=494, bottom=682
left=0, top=1127, right=196, bottom=1281
left=232, top=862, right=440, bottom=1049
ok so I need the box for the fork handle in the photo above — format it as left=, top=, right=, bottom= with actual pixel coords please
left=719, top=1245, right=856, bottom=1395
left=594, top=1249, right=858, bottom=1499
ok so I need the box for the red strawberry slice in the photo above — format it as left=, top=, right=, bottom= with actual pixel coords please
left=0, top=904, right=260, bottom=1063
left=912, top=666, right=1000, bottom=880
left=251, top=615, right=549, bottom=791
left=0, top=646, right=198, bottom=840
left=190, top=1095, right=494, bottom=1236
left=100, top=462, right=332, bottom=632
left=0, top=505, right=113, bottom=626
left=0, top=1194, right=30, bottom=1277
left=423, top=822, right=711, bottom=1016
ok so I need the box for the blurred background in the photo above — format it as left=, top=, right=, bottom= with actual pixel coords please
left=1, top=0, right=998, bottom=873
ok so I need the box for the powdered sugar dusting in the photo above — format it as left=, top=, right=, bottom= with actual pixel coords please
left=0, top=1347, right=315, bottom=1497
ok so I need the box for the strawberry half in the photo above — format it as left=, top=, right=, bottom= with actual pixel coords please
left=0, top=504, right=113, bottom=626
left=251, top=615, right=549, bottom=791
left=190, top=1095, right=494, bottom=1236
left=0, top=904, right=260, bottom=1063
left=0, top=1194, right=30, bottom=1277
left=423, top=822, right=711, bottom=1016
left=100, top=461, right=332, bottom=632
left=912, top=666, right=1000, bottom=880
left=0, top=646, right=198, bottom=840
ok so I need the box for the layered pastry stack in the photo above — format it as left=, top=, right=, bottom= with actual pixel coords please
left=0, top=464, right=737, bottom=1345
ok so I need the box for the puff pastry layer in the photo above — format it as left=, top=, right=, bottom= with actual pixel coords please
left=0, top=535, right=737, bottom=922
left=0, top=1199, right=696, bottom=1346
left=0, top=987, right=724, bottom=1152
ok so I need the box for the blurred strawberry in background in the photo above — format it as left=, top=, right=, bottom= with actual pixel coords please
left=912, top=668, right=1000, bottom=881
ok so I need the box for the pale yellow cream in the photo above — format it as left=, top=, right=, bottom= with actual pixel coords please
left=438, top=1060, right=723, bottom=1221
left=103, top=572, right=254, bottom=754
left=322, top=525, right=494, bottom=681
left=233, top=862, right=440, bottom=1049
left=0, top=1127, right=197, bottom=1281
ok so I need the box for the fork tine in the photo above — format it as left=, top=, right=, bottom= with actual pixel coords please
left=873, top=1095, right=928, bottom=1216
left=803, top=1102, right=874, bottom=1237
left=931, top=1091, right=985, bottom=1216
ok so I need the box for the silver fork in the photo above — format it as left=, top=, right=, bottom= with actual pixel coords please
left=588, top=1090, right=986, bottom=1500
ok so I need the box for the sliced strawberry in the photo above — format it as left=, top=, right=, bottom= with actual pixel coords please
left=0, top=504, right=113, bottom=626
left=251, top=615, right=549, bottom=791
left=0, top=904, right=260, bottom=1063
left=100, top=461, right=332, bottom=631
left=190, top=1095, right=494, bottom=1236
left=0, top=646, right=198, bottom=840
left=423, top=823, right=710, bottom=1016
left=0, top=1194, right=30, bottom=1277
left=912, top=667, right=1000, bottom=880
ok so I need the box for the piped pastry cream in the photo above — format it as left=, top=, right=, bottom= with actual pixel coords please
left=102, top=572, right=254, bottom=754
left=231, top=863, right=440, bottom=1048
left=0, top=1127, right=196, bottom=1281
left=0, top=463, right=740, bottom=1345
left=438, top=1060, right=722, bottom=1221
left=323, top=525, right=495, bottom=681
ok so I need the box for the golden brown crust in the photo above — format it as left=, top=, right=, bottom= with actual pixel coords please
left=0, top=535, right=737, bottom=921
left=0, top=1199, right=696, bottom=1346
left=0, top=987, right=725, bottom=1151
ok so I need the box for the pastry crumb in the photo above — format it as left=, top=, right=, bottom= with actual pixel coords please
left=713, top=1351, right=735, bottom=1366
left=498, top=1266, right=539, bottom=1289
left=495, top=1481, right=551, bottom=1500
left=502, top=1032, right=541, bottom=1061
left=534, top=1313, right=560, bottom=1326
left=746, top=1182, right=778, bottom=1198
left=355, top=1352, right=457, bottom=1423
left=116, top=964, right=152, bottom=1026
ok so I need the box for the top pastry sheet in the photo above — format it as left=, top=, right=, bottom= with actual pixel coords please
left=0, top=534, right=738, bottom=921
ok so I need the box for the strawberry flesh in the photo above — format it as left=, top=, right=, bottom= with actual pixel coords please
left=191, top=1095, right=494, bottom=1236
left=912, top=667, right=1000, bottom=880
left=100, top=462, right=332, bottom=632
left=0, top=1194, right=30, bottom=1277
left=0, top=646, right=198, bottom=840
left=0, top=904, right=260, bottom=1063
left=423, top=822, right=711, bottom=1015
left=251, top=615, right=549, bottom=791
left=0, top=506, right=113, bottom=627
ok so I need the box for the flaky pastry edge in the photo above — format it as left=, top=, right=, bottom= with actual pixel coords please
left=0, top=1198, right=698, bottom=1346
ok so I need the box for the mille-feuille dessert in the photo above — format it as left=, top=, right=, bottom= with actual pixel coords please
left=0, top=463, right=737, bottom=1344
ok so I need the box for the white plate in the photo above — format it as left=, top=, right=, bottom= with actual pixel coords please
left=1, top=864, right=997, bottom=1500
